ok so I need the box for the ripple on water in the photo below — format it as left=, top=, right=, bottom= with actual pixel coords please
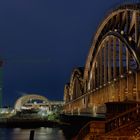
left=0, top=127, right=66, bottom=140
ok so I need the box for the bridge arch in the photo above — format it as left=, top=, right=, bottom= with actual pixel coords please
left=64, top=84, right=70, bottom=103
left=64, top=2, right=140, bottom=115
left=14, top=94, right=49, bottom=111
left=84, top=3, right=140, bottom=83
left=70, top=68, right=84, bottom=100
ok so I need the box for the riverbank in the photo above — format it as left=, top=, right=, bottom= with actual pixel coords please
left=0, top=114, right=105, bottom=140
left=0, top=117, right=70, bottom=128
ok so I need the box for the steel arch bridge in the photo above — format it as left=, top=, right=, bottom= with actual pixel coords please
left=63, top=2, right=140, bottom=116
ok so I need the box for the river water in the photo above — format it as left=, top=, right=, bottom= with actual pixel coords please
left=0, top=127, right=68, bottom=140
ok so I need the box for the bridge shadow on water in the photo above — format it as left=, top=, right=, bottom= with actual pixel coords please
left=60, top=114, right=105, bottom=140
left=0, top=115, right=105, bottom=140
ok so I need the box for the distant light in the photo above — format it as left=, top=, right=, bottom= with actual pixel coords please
left=11, top=110, right=15, bottom=114
left=120, top=75, right=124, bottom=78
left=40, top=106, right=46, bottom=111
left=112, top=96, right=115, bottom=99
left=88, top=82, right=90, bottom=90
left=114, top=29, right=117, bottom=32
left=21, top=106, right=28, bottom=109
left=34, top=101, right=37, bottom=105
left=121, top=30, right=124, bottom=35
left=93, top=105, right=97, bottom=117
left=0, top=109, right=10, bottom=114
left=0, top=110, right=4, bottom=114
left=128, top=36, right=132, bottom=41
left=129, top=70, right=132, bottom=74
left=42, top=113, right=45, bottom=116
left=114, top=78, right=117, bottom=81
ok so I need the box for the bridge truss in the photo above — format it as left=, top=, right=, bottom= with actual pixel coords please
left=64, top=3, right=140, bottom=116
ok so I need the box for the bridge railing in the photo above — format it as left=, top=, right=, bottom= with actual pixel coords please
left=105, top=105, right=140, bottom=133
left=73, top=105, right=140, bottom=139
left=74, top=120, right=105, bottom=140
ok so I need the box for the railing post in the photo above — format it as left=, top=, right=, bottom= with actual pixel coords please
left=29, top=130, right=35, bottom=140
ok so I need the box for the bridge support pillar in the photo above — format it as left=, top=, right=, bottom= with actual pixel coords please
left=99, top=49, right=103, bottom=87
left=136, top=72, right=140, bottom=101
left=113, top=37, right=117, bottom=79
left=108, top=40, right=112, bottom=82
left=119, top=79, right=127, bottom=101
left=127, top=74, right=134, bottom=100
left=119, top=40, right=123, bottom=76
left=104, top=43, right=107, bottom=85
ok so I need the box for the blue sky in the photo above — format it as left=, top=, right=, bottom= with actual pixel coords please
left=0, top=0, right=124, bottom=106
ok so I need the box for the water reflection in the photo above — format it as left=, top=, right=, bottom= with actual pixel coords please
left=34, top=127, right=66, bottom=140
left=0, top=127, right=66, bottom=140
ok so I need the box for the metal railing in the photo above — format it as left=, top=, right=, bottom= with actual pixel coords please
left=105, top=105, right=140, bottom=133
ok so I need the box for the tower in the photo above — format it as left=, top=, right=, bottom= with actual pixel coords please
left=0, top=60, right=3, bottom=108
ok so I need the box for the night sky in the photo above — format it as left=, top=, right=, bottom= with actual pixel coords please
left=0, top=0, right=123, bottom=106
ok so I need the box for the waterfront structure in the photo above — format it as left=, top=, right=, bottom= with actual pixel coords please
left=63, top=2, right=140, bottom=139
left=15, top=94, right=64, bottom=113
left=0, top=94, right=64, bottom=127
